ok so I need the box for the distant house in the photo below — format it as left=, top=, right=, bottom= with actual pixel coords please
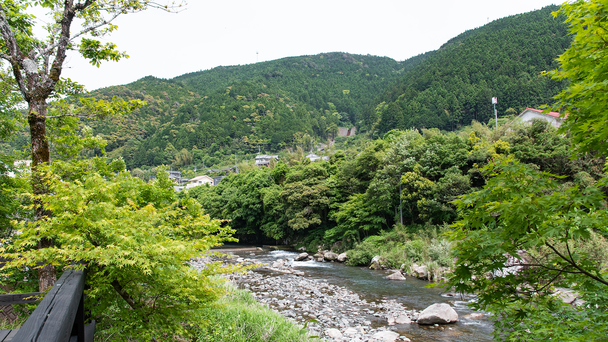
left=515, top=108, right=567, bottom=128
left=167, top=170, right=181, bottom=180
left=213, top=176, right=225, bottom=186
left=255, top=154, right=279, bottom=166
left=186, top=175, right=214, bottom=189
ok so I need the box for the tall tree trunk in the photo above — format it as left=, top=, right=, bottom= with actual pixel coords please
left=28, top=99, right=56, bottom=292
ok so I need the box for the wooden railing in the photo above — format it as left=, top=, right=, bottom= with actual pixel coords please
left=0, top=269, right=94, bottom=342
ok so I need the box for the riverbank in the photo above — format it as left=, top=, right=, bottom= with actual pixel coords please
left=191, top=250, right=493, bottom=342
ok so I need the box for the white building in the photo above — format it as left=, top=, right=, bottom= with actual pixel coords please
left=186, top=175, right=214, bottom=189
left=515, top=108, right=567, bottom=128
left=255, top=155, right=279, bottom=166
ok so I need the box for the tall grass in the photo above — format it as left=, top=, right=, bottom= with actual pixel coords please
left=196, top=281, right=319, bottom=342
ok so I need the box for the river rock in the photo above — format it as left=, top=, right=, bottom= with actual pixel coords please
left=417, top=303, right=458, bottom=325
left=271, top=259, right=286, bottom=268
left=385, top=271, right=406, bottom=281
left=410, top=263, right=428, bottom=279
left=372, top=330, right=400, bottom=342
left=313, top=251, right=324, bottom=259
left=344, top=327, right=359, bottom=335
left=370, top=255, right=384, bottom=269
left=337, top=252, right=348, bottom=262
left=324, top=252, right=339, bottom=261
left=465, top=313, right=484, bottom=319
left=294, top=252, right=309, bottom=261
left=325, top=328, right=343, bottom=339
left=395, top=314, right=412, bottom=324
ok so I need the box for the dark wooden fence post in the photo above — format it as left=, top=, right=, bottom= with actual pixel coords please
left=0, top=268, right=94, bottom=342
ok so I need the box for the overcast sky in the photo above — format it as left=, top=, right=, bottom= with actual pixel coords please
left=59, top=0, right=559, bottom=91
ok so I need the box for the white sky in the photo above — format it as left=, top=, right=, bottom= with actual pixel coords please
left=59, top=0, right=559, bottom=91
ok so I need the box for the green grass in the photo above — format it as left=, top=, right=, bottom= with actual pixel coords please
left=196, top=282, right=320, bottom=342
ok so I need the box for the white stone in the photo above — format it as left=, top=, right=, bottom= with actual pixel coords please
left=372, top=330, right=400, bottom=342
left=337, top=252, right=348, bottom=262
left=416, top=303, right=459, bottom=325
left=343, top=327, right=359, bottom=335
left=385, top=271, right=406, bottom=281
left=324, top=252, right=339, bottom=261
left=325, top=328, right=343, bottom=339
left=294, top=252, right=309, bottom=261
left=395, top=314, right=412, bottom=324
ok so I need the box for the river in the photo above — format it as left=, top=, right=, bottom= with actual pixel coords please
left=226, top=247, right=494, bottom=342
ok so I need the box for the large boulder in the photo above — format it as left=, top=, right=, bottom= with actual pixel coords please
left=337, top=252, right=348, bottom=262
left=294, top=252, right=309, bottom=261
left=416, top=303, right=458, bottom=325
left=385, top=271, right=406, bottom=281
left=324, top=252, right=339, bottom=261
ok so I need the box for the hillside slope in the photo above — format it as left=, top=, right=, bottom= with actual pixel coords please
left=372, top=5, right=569, bottom=133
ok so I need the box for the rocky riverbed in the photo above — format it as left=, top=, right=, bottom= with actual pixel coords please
left=191, top=254, right=464, bottom=342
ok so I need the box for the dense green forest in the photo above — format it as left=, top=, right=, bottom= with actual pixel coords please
left=186, top=120, right=604, bottom=246
left=86, top=53, right=410, bottom=168
left=373, top=5, right=569, bottom=133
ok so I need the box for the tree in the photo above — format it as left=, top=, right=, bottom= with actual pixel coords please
left=448, top=157, right=608, bottom=340
left=545, top=0, right=608, bottom=156
left=0, top=0, right=181, bottom=291
left=448, top=4, right=608, bottom=337
left=1, top=167, right=236, bottom=341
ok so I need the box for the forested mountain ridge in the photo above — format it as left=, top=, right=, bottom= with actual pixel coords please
left=2, top=6, right=571, bottom=170
left=373, top=5, right=569, bottom=133
left=87, top=53, right=410, bottom=168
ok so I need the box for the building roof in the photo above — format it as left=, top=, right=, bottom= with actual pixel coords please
left=522, top=107, right=568, bottom=119
left=189, top=175, right=213, bottom=183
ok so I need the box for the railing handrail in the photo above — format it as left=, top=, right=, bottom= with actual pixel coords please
left=2, top=269, right=92, bottom=342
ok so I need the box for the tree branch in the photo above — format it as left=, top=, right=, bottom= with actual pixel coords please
left=0, top=5, right=29, bottom=100
left=34, top=13, right=121, bottom=62
left=545, top=242, right=608, bottom=287
left=111, top=279, right=147, bottom=319
left=46, top=113, right=95, bottom=119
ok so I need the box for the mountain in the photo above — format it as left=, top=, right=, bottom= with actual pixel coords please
left=88, top=53, right=411, bottom=168
left=59, top=5, right=570, bottom=170
left=372, top=5, right=569, bottom=133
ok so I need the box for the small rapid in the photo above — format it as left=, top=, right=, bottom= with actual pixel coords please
left=229, top=247, right=494, bottom=341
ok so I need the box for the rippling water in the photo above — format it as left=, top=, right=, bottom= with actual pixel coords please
left=228, top=247, right=495, bottom=342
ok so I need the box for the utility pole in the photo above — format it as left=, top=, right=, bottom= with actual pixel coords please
left=235, top=152, right=238, bottom=174
left=492, top=97, right=498, bottom=129
left=398, top=173, right=403, bottom=225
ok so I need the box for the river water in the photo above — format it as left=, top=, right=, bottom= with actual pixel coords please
left=228, top=247, right=495, bottom=342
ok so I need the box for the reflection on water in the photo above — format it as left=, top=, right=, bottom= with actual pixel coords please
left=230, top=248, right=494, bottom=342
